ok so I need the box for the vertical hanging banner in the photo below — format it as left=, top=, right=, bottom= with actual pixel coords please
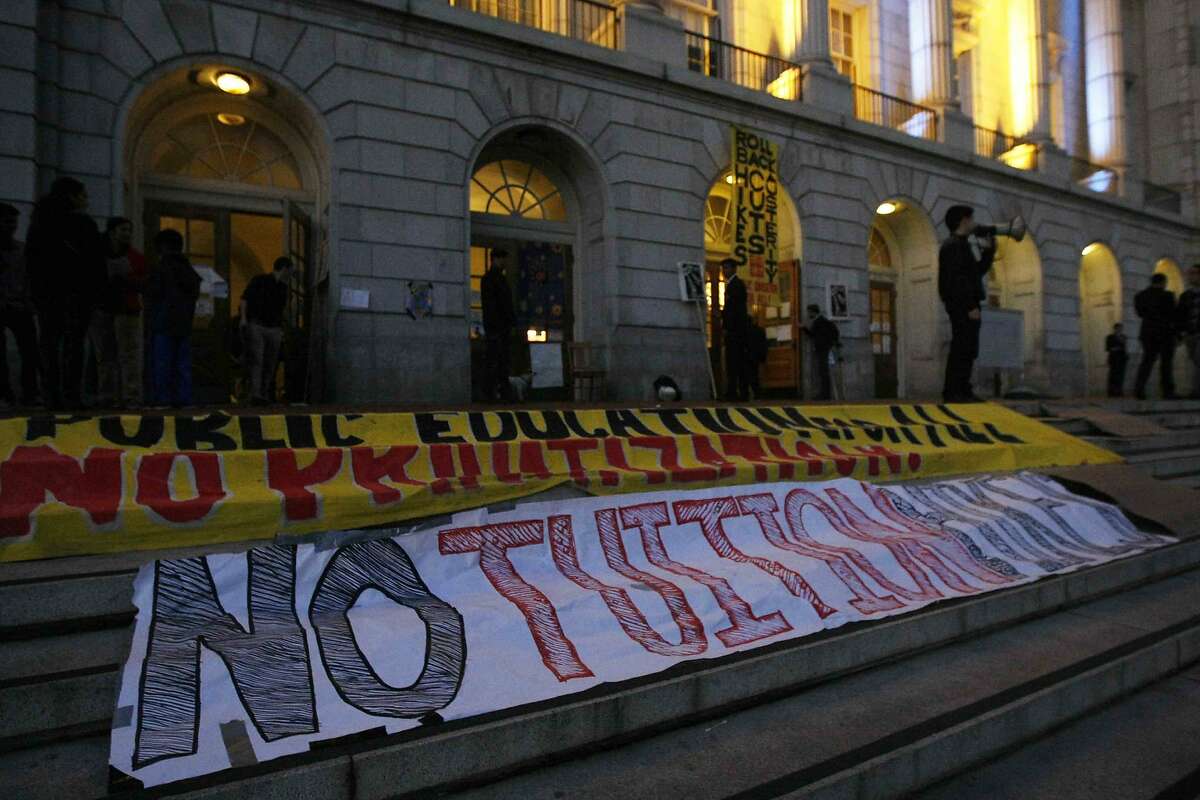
left=730, top=126, right=781, bottom=308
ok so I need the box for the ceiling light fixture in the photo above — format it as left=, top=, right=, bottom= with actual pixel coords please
left=214, top=71, right=251, bottom=95
left=876, top=201, right=898, bottom=215
left=1082, top=243, right=1099, bottom=256
left=216, top=112, right=246, bottom=126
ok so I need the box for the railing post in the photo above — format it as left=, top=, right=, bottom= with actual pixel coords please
left=939, top=107, right=974, bottom=153
left=1035, top=141, right=1071, bottom=182
left=613, top=1, right=686, bottom=67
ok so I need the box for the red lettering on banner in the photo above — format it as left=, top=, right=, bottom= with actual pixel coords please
left=689, top=436, right=738, bottom=480
left=781, top=488, right=939, bottom=603
left=629, top=436, right=717, bottom=483
left=737, top=493, right=904, bottom=614
left=618, top=501, right=792, bottom=647
left=265, top=449, right=343, bottom=522
left=491, top=442, right=553, bottom=485
left=718, top=435, right=796, bottom=482
left=439, top=520, right=593, bottom=681
left=548, top=514, right=707, bottom=656
left=854, top=485, right=1013, bottom=589
left=136, top=452, right=227, bottom=525
left=794, top=442, right=854, bottom=476
left=0, top=445, right=122, bottom=538
left=350, top=446, right=423, bottom=506
left=546, top=439, right=599, bottom=486
left=764, top=438, right=823, bottom=477
left=603, top=439, right=666, bottom=485
left=429, top=443, right=480, bottom=494
left=673, top=497, right=836, bottom=619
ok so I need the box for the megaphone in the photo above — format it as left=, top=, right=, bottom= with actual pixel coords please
left=974, top=215, right=1027, bottom=242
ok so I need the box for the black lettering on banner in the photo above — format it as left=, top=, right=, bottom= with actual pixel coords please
left=238, top=416, right=287, bottom=450
left=285, top=415, right=318, bottom=449
left=133, top=545, right=317, bottom=769
left=99, top=415, right=165, bottom=448
left=515, top=411, right=570, bottom=440
left=714, top=408, right=751, bottom=433
left=640, top=408, right=693, bottom=436
left=414, top=413, right=464, bottom=444
left=757, top=408, right=814, bottom=437
left=309, top=539, right=466, bottom=718
left=736, top=408, right=782, bottom=436
left=24, top=414, right=91, bottom=441
left=174, top=413, right=237, bottom=451
left=563, top=410, right=609, bottom=439
left=983, top=423, right=1024, bottom=444
left=468, top=412, right=518, bottom=442
left=322, top=414, right=364, bottom=447
left=691, top=409, right=737, bottom=434
left=605, top=409, right=657, bottom=438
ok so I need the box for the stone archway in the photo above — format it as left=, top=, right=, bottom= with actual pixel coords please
left=1079, top=243, right=1122, bottom=397
left=869, top=200, right=940, bottom=398
left=465, top=123, right=610, bottom=401
left=989, top=233, right=1044, bottom=386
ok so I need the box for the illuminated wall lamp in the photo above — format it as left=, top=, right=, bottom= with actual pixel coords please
left=876, top=202, right=898, bottom=215
left=1082, top=243, right=1100, bottom=256
left=216, top=112, right=246, bottom=126
left=526, top=329, right=548, bottom=343
left=214, top=71, right=251, bottom=95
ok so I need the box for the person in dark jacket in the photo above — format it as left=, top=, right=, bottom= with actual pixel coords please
left=146, top=229, right=201, bottom=407
left=1105, top=323, right=1128, bottom=398
left=1177, top=264, right=1200, bottom=399
left=0, top=203, right=39, bottom=407
left=937, top=204, right=995, bottom=403
left=240, top=257, right=294, bottom=404
left=721, top=258, right=753, bottom=402
left=25, top=176, right=104, bottom=409
left=481, top=249, right=516, bottom=402
left=1133, top=273, right=1177, bottom=400
left=803, top=303, right=841, bottom=400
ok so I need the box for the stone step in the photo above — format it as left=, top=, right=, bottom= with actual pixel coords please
left=447, top=569, right=1200, bottom=800
left=4, top=537, right=1197, bottom=800
left=1082, top=427, right=1200, bottom=456
left=916, top=665, right=1200, bottom=800
left=1125, top=447, right=1200, bottom=479
left=0, top=627, right=131, bottom=683
left=0, top=571, right=135, bottom=637
left=1164, top=471, right=1200, bottom=490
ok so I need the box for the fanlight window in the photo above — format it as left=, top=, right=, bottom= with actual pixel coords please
left=147, top=113, right=303, bottom=190
left=868, top=227, right=892, bottom=269
left=471, top=160, right=567, bottom=220
left=704, top=191, right=734, bottom=253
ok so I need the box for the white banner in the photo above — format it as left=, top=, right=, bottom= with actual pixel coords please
left=110, top=472, right=1166, bottom=786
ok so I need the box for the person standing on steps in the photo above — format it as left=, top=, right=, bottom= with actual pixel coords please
left=240, top=256, right=294, bottom=405
left=721, top=258, right=752, bottom=402
left=1105, top=322, right=1128, bottom=398
left=0, top=204, right=40, bottom=408
left=1133, top=272, right=1177, bottom=400
left=937, top=204, right=995, bottom=403
left=146, top=229, right=200, bottom=408
left=481, top=249, right=516, bottom=402
left=803, top=303, right=841, bottom=401
left=1176, top=264, right=1200, bottom=399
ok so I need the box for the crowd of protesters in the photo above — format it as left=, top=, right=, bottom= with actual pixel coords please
left=0, top=176, right=293, bottom=412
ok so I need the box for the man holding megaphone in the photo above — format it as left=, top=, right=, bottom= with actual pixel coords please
left=937, top=205, right=1025, bottom=403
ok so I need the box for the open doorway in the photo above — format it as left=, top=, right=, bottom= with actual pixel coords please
left=144, top=202, right=309, bottom=404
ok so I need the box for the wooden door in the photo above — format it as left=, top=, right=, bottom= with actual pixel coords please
left=870, top=280, right=899, bottom=398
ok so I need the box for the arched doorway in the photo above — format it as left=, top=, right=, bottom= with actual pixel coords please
left=466, top=125, right=606, bottom=401
left=124, top=65, right=327, bottom=404
left=702, top=173, right=802, bottom=397
left=1079, top=243, right=1122, bottom=396
left=868, top=200, right=940, bottom=398
left=988, top=234, right=1044, bottom=385
left=1154, top=258, right=1187, bottom=390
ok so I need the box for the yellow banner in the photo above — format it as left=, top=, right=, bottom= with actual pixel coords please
left=0, top=403, right=1119, bottom=562
left=730, top=126, right=781, bottom=308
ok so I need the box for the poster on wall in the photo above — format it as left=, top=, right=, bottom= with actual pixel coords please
left=827, top=282, right=850, bottom=320
left=108, top=472, right=1165, bottom=787
left=729, top=126, right=780, bottom=308
left=677, top=261, right=705, bottom=303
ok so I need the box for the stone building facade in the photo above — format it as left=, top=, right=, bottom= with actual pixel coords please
left=1, top=0, right=1197, bottom=404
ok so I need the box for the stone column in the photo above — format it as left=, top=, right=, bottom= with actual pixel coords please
left=794, top=0, right=832, bottom=65
left=613, top=1, right=686, bottom=69
left=910, top=0, right=972, bottom=151
left=1083, top=0, right=1127, bottom=171
left=791, top=0, right=853, bottom=117
left=909, top=0, right=956, bottom=107
left=1031, top=0, right=1054, bottom=142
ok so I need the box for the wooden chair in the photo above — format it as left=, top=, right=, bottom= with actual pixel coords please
left=567, top=342, right=607, bottom=402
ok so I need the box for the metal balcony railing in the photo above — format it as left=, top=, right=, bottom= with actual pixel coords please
left=852, top=85, right=937, bottom=141
left=448, top=0, right=618, bottom=49
left=685, top=31, right=804, bottom=101
left=974, top=125, right=1037, bottom=169
left=1143, top=181, right=1183, bottom=215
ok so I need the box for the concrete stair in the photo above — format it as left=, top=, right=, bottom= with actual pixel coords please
left=3, top=529, right=1200, bottom=799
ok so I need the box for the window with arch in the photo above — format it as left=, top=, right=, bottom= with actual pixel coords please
left=146, top=113, right=303, bottom=190
left=868, top=227, right=892, bottom=270
left=470, top=160, right=567, bottom=220
left=704, top=188, right=734, bottom=253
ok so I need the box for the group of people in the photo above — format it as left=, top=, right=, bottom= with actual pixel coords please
left=0, top=176, right=295, bottom=411
left=1106, top=265, right=1200, bottom=399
